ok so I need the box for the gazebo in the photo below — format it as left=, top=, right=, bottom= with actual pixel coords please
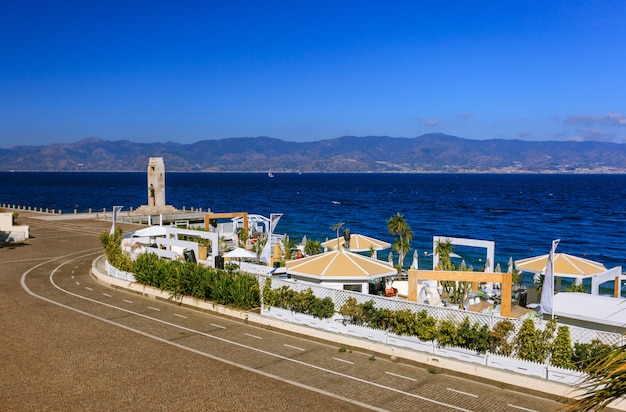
left=321, top=233, right=391, bottom=258
left=285, top=249, right=396, bottom=294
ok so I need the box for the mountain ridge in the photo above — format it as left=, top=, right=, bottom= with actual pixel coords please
left=1, top=133, right=625, bottom=173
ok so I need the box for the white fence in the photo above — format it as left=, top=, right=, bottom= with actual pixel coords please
left=262, top=277, right=624, bottom=347
left=101, top=261, right=622, bottom=384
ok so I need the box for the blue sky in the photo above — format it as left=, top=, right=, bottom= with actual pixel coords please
left=1, top=1, right=625, bottom=148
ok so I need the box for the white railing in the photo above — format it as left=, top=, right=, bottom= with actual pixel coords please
left=262, top=277, right=624, bottom=347
left=105, top=261, right=136, bottom=282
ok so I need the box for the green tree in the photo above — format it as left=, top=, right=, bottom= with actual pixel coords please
left=304, top=238, right=322, bottom=256
left=387, top=213, right=413, bottom=271
left=435, top=238, right=455, bottom=270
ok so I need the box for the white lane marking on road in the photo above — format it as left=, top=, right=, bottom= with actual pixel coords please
left=245, top=333, right=263, bottom=340
left=508, top=405, right=538, bottom=412
left=33, top=255, right=475, bottom=412
left=447, top=388, right=478, bottom=398
left=148, top=307, right=161, bottom=311
left=85, top=286, right=93, bottom=291
left=385, top=371, right=417, bottom=382
left=122, top=299, right=133, bottom=304
left=210, top=323, right=226, bottom=329
left=173, top=313, right=187, bottom=319
left=333, top=357, right=354, bottom=365
left=102, top=293, right=112, bottom=297
left=284, top=344, right=305, bottom=352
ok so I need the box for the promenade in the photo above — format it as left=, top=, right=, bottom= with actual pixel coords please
left=1, top=210, right=613, bottom=411
left=2, top=212, right=363, bottom=411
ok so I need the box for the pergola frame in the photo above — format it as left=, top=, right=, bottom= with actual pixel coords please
left=204, top=212, right=248, bottom=234
left=407, top=269, right=513, bottom=317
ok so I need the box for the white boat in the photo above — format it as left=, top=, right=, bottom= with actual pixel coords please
left=268, top=168, right=274, bottom=178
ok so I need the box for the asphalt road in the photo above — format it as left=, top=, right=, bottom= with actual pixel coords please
left=1, top=213, right=564, bottom=411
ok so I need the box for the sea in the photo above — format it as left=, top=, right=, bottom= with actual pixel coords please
left=2, top=172, right=625, bottom=291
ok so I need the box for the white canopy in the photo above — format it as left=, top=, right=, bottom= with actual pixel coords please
left=132, top=225, right=168, bottom=237
left=223, top=247, right=257, bottom=259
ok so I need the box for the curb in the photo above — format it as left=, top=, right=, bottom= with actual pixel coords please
left=90, top=256, right=626, bottom=410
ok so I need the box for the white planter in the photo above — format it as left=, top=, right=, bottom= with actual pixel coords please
left=261, top=306, right=293, bottom=322
left=292, top=312, right=328, bottom=329
left=547, top=365, right=585, bottom=385
left=345, top=324, right=387, bottom=343
left=326, top=320, right=347, bottom=335
left=486, top=354, right=546, bottom=378
left=434, top=345, right=487, bottom=365
left=387, top=334, right=434, bottom=353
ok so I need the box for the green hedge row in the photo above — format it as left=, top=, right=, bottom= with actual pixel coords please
left=102, top=231, right=260, bottom=310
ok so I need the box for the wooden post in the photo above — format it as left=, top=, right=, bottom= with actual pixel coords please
left=408, top=269, right=513, bottom=317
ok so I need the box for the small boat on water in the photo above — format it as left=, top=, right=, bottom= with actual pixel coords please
left=268, top=168, right=274, bottom=178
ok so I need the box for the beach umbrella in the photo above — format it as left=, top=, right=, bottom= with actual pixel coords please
left=301, top=235, right=307, bottom=245
left=223, top=247, right=257, bottom=260
left=321, top=233, right=391, bottom=252
left=388, top=252, right=394, bottom=266
left=132, top=225, right=167, bottom=237
left=515, top=253, right=606, bottom=277
left=507, top=257, right=513, bottom=274
left=412, top=250, right=418, bottom=269
left=495, top=263, right=501, bottom=273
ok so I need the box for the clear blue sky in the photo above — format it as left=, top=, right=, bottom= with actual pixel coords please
left=1, top=1, right=625, bottom=148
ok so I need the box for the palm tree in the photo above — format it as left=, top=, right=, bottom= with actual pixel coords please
left=564, top=344, right=626, bottom=411
left=387, top=213, right=413, bottom=271
left=281, top=236, right=297, bottom=260
left=435, top=238, right=455, bottom=270
left=304, top=239, right=322, bottom=256
left=331, top=222, right=345, bottom=250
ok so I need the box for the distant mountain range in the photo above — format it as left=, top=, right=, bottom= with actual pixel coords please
left=2, top=134, right=625, bottom=173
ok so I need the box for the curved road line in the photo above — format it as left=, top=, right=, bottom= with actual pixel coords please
left=22, top=253, right=475, bottom=412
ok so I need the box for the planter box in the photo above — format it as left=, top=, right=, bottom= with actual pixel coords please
left=292, top=312, right=328, bottom=329
left=345, top=324, right=387, bottom=343
left=434, top=345, right=487, bottom=365
left=387, top=334, right=434, bottom=353
left=261, top=306, right=292, bottom=322
left=486, top=354, right=546, bottom=378
left=326, top=320, right=347, bottom=335
left=547, top=365, right=585, bottom=385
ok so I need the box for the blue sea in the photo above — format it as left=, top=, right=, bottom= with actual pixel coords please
left=2, top=172, right=625, bottom=287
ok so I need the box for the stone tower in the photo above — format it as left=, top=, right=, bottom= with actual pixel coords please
left=147, top=157, right=166, bottom=207
left=136, top=157, right=177, bottom=215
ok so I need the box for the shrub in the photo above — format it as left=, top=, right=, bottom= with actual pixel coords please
left=100, top=229, right=134, bottom=272
left=573, top=339, right=614, bottom=371
left=436, top=319, right=458, bottom=347
left=551, top=325, right=574, bottom=369
left=514, top=318, right=557, bottom=363
left=489, top=319, right=515, bottom=356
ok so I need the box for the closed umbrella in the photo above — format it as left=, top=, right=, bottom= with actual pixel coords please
left=412, top=250, right=418, bottom=269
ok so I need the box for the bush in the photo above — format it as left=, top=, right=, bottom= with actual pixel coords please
left=551, top=325, right=574, bottom=369
left=128, top=249, right=260, bottom=310
left=263, top=279, right=335, bottom=319
left=489, top=319, right=515, bottom=356
left=100, top=229, right=134, bottom=272
left=573, top=339, right=614, bottom=371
